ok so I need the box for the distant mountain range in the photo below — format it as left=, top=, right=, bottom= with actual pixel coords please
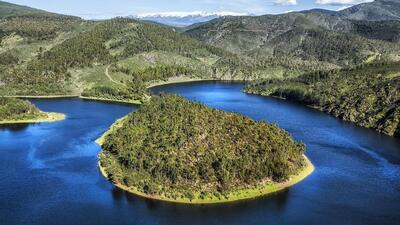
left=339, top=0, right=400, bottom=21
left=185, top=0, right=400, bottom=66
left=131, top=11, right=249, bottom=27
left=131, top=0, right=400, bottom=27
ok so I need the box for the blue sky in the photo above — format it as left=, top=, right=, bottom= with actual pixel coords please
left=6, top=0, right=374, bottom=19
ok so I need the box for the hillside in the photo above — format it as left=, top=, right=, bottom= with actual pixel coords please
left=0, top=9, right=329, bottom=103
left=0, top=16, right=246, bottom=101
left=2, top=1, right=257, bottom=102
left=132, top=12, right=247, bottom=27
left=245, top=62, right=400, bottom=138
left=0, top=0, right=59, bottom=18
left=339, top=0, right=400, bottom=21
left=185, top=2, right=400, bottom=67
left=98, top=94, right=311, bottom=203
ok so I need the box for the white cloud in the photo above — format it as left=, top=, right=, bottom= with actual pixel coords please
left=274, top=0, right=298, bottom=6
left=316, top=0, right=374, bottom=5
left=336, top=5, right=352, bottom=11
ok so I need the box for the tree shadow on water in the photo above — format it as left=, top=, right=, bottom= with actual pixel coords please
left=0, top=123, right=30, bottom=132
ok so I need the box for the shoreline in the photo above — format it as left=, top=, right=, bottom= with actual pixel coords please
left=244, top=90, right=399, bottom=138
left=147, top=78, right=220, bottom=89
left=96, top=116, right=127, bottom=145
left=2, top=95, right=79, bottom=99
left=2, top=78, right=244, bottom=104
left=79, top=96, right=142, bottom=105
left=0, top=112, right=66, bottom=125
left=97, top=152, right=314, bottom=204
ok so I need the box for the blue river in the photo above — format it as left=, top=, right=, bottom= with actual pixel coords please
left=1, top=81, right=399, bottom=225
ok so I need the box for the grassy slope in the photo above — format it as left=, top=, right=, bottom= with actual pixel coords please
left=1, top=16, right=258, bottom=101
left=0, top=0, right=57, bottom=18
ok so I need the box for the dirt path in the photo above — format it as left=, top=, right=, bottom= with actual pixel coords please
left=105, top=65, right=126, bottom=87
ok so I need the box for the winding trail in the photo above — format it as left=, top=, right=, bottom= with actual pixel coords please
left=105, top=65, right=126, bottom=87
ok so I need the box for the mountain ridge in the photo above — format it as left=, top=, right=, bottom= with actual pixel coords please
left=0, top=0, right=78, bottom=18
left=339, top=0, right=400, bottom=21
left=185, top=0, right=400, bottom=66
left=131, top=11, right=249, bottom=27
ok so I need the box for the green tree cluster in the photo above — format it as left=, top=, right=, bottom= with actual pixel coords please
left=0, top=97, right=43, bottom=121
left=245, top=62, right=400, bottom=137
left=99, top=94, right=306, bottom=199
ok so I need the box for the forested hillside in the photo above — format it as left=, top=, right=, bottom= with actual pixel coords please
left=339, top=0, right=400, bottom=21
left=0, top=7, right=309, bottom=102
left=0, top=0, right=61, bottom=18
left=99, top=94, right=307, bottom=202
left=0, top=16, right=220, bottom=99
left=245, top=62, right=400, bottom=137
left=185, top=1, right=400, bottom=67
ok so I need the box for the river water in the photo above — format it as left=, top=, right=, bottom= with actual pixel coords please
left=1, top=81, right=399, bottom=225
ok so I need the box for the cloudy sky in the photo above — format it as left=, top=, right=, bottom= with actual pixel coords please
left=6, top=0, right=374, bottom=19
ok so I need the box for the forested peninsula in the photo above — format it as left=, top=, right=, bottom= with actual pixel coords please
left=98, top=95, right=313, bottom=204
left=0, top=97, right=64, bottom=124
left=245, top=62, right=400, bottom=137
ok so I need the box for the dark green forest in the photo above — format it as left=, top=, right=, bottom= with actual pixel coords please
left=245, top=62, right=400, bottom=137
left=0, top=97, right=43, bottom=121
left=99, top=95, right=306, bottom=200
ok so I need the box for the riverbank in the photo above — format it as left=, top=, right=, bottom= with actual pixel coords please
left=146, top=77, right=220, bottom=89
left=96, top=116, right=127, bottom=145
left=80, top=78, right=230, bottom=105
left=98, top=153, right=314, bottom=204
left=2, top=78, right=235, bottom=105
left=2, top=95, right=79, bottom=99
left=244, top=89, right=399, bottom=138
left=80, top=96, right=141, bottom=105
left=0, top=112, right=65, bottom=125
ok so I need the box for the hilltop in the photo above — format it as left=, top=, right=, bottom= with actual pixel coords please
left=339, top=0, right=400, bottom=21
left=0, top=0, right=57, bottom=18
left=132, top=11, right=248, bottom=27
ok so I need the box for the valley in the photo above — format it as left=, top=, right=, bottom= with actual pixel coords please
left=0, top=0, right=399, bottom=223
